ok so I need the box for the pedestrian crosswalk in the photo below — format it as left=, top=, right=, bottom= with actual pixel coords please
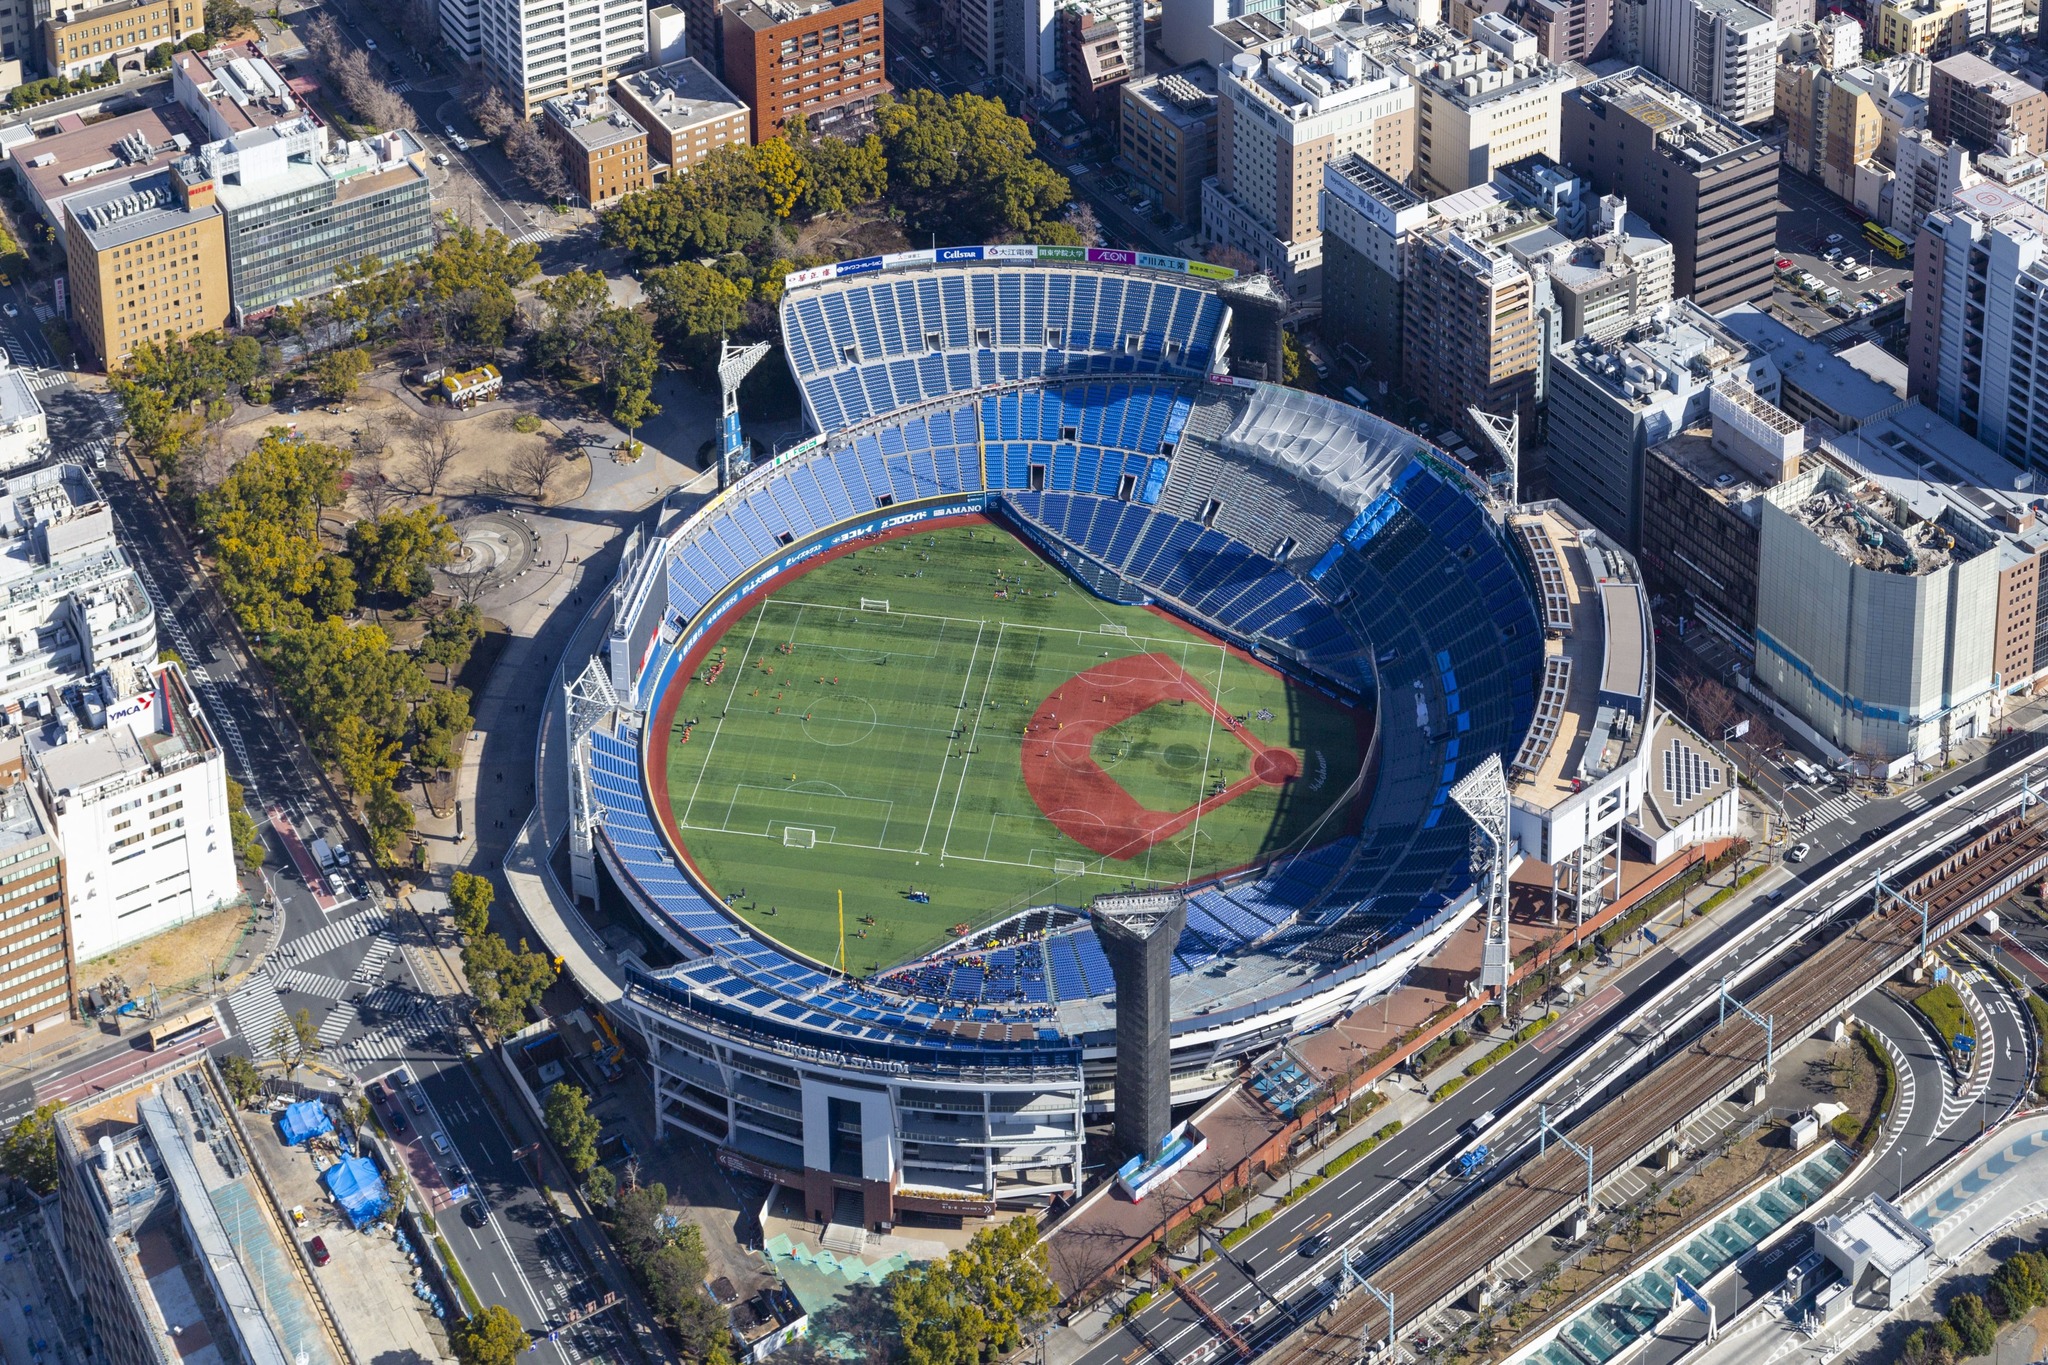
left=1902, top=791, right=1928, bottom=811
left=226, top=972, right=287, bottom=1048
left=1803, top=791, right=1866, bottom=827
left=327, top=1000, right=462, bottom=1071
left=315, top=999, right=359, bottom=1046
left=277, top=968, right=353, bottom=1000
left=276, top=910, right=387, bottom=967
left=23, top=368, right=65, bottom=392
left=353, top=933, right=398, bottom=982
left=510, top=225, right=549, bottom=246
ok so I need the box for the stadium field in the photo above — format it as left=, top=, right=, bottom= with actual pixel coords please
left=653, top=519, right=1367, bottom=972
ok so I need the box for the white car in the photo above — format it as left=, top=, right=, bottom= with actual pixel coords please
left=2, top=304, right=17, bottom=319
left=363, top=36, right=376, bottom=48
left=432, top=1132, right=452, bottom=1155
left=1825, top=232, right=1844, bottom=244
left=1787, top=842, right=1811, bottom=863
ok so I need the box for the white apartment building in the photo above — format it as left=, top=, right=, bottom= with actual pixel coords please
left=1637, top=0, right=1778, bottom=124
left=31, top=661, right=236, bottom=960
left=0, top=363, right=45, bottom=474
left=1908, top=182, right=2048, bottom=472
left=1891, top=126, right=1976, bottom=234
left=1204, top=34, right=1416, bottom=301
left=440, top=0, right=480, bottom=61
left=1398, top=17, right=1575, bottom=197
left=0, top=463, right=153, bottom=713
left=480, top=0, right=647, bottom=114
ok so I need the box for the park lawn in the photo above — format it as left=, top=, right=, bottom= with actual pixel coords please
left=659, top=521, right=1363, bottom=972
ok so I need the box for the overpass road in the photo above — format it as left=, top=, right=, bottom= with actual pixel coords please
left=1070, top=741, right=2048, bottom=1365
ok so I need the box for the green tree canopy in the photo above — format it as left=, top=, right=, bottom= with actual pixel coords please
left=218, top=1053, right=263, bottom=1107
left=450, top=870, right=495, bottom=939
left=225, top=776, right=263, bottom=875
left=543, top=1082, right=602, bottom=1174
left=270, top=619, right=430, bottom=754
left=643, top=262, right=745, bottom=366
left=0, top=1102, right=60, bottom=1194
left=892, top=1216, right=1056, bottom=1365
left=348, top=505, right=457, bottom=601
left=452, top=1304, right=528, bottom=1365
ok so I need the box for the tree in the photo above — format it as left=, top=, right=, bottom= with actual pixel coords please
left=1993, top=1250, right=2048, bottom=1320
left=450, top=870, right=495, bottom=940
left=586, top=1164, right=618, bottom=1207
left=269, top=1007, right=320, bottom=1077
left=452, top=1305, right=528, bottom=1365
left=752, top=136, right=809, bottom=217
left=364, top=780, right=415, bottom=867
left=530, top=268, right=613, bottom=378
left=893, top=1216, right=1055, bottom=1365
left=464, top=932, right=556, bottom=1035
left=594, top=306, right=661, bottom=434
left=226, top=776, right=263, bottom=874
left=196, top=429, right=348, bottom=635
left=0, top=1102, right=60, bottom=1194
left=411, top=686, right=473, bottom=774
left=642, top=261, right=744, bottom=366
left=314, top=347, right=371, bottom=402
left=507, top=443, right=560, bottom=502
left=397, top=303, right=445, bottom=370
left=402, top=416, right=462, bottom=496
left=1281, top=331, right=1304, bottom=386
left=793, top=125, right=886, bottom=216
left=349, top=505, right=457, bottom=601
left=205, top=0, right=256, bottom=41
left=1947, top=1292, right=1997, bottom=1356
left=421, top=602, right=484, bottom=682
left=544, top=1082, right=602, bottom=1174
left=334, top=713, right=403, bottom=799
left=218, top=1053, right=264, bottom=1108
left=270, top=618, right=430, bottom=752
left=467, top=84, right=516, bottom=141
left=877, top=90, right=1072, bottom=239
left=506, top=117, right=570, bottom=200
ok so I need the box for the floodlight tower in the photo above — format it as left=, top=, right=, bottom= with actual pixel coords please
left=718, top=336, right=772, bottom=488
left=1451, top=754, right=1513, bottom=993
left=1466, top=405, right=1520, bottom=507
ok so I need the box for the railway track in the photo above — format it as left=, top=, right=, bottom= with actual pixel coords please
left=1279, top=810, right=2048, bottom=1361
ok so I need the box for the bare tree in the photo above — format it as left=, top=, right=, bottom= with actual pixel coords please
left=466, top=83, right=516, bottom=141
left=173, top=416, right=239, bottom=503
left=355, top=465, right=402, bottom=518
left=1690, top=674, right=1739, bottom=741
left=403, top=416, right=462, bottom=496
left=1065, top=201, right=1104, bottom=247
left=505, top=117, right=571, bottom=201
left=508, top=442, right=559, bottom=501
left=397, top=305, right=444, bottom=370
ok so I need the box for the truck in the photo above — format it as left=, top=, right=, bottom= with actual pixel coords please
left=1450, top=1143, right=1490, bottom=1178
left=311, top=838, right=337, bottom=871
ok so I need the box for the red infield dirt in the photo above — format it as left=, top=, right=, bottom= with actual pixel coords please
left=1019, top=651, right=1301, bottom=860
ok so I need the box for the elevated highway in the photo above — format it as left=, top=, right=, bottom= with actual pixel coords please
left=1278, top=804, right=2048, bottom=1360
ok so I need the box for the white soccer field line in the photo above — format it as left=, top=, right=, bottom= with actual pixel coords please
left=670, top=589, right=1284, bottom=891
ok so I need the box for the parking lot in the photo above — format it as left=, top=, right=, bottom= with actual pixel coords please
left=1771, top=171, right=1915, bottom=334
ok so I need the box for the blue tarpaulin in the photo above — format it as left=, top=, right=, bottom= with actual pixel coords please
left=322, top=1156, right=388, bottom=1227
left=277, top=1101, right=332, bottom=1146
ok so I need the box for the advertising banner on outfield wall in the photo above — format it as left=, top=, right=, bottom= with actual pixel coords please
left=781, top=245, right=1235, bottom=290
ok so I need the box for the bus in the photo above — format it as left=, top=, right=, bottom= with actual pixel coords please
left=146, top=1004, right=218, bottom=1051
left=1863, top=221, right=1908, bottom=260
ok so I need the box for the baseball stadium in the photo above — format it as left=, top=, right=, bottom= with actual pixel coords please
left=553, top=248, right=1653, bottom=1228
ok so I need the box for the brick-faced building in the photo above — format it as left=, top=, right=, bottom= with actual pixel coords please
left=544, top=92, right=653, bottom=206
left=721, top=0, right=889, bottom=141
left=612, top=58, right=752, bottom=174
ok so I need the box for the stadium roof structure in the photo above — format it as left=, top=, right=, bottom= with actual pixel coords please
left=569, top=251, right=1640, bottom=1100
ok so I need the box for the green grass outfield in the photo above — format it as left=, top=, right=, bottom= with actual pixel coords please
left=658, top=522, right=1364, bottom=972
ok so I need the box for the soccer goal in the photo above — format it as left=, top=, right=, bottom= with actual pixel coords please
left=1054, top=857, right=1087, bottom=876
left=783, top=827, right=817, bottom=849
left=860, top=598, right=890, bottom=612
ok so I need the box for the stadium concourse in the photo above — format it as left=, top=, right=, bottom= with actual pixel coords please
left=529, top=247, right=1672, bottom=1237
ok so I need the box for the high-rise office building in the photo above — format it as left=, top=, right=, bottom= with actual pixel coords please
left=1619, top=0, right=1777, bottom=125
left=1907, top=182, right=2048, bottom=470
left=1778, top=62, right=1881, bottom=201
left=63, top=162, right=230, bottom=369
left=1929, top=52, right=2048, bottom=154
left=721, top=0, right=888, bottom=139
left=1399, top=18, right=1575, bottom=197
left=1399, top=198, right=1550, bottom=454
left=1119, top=64, right=1220, bottom=226
left=480, top=0, right=646, bottom=116
left=1560, top=68, right=1780, bottom=311
left=1546, top=301, right=1777, bottom=549
left=187, top=118, right=435, bottom=326
left=1203, top=33, right=1415, bottom=300
left=1059, top=3, right=1134, bottom=125
left=0, top=740, right=64, bottom=1042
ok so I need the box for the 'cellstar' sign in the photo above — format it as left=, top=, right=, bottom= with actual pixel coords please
left=781, top=244, right=1237, bottom=292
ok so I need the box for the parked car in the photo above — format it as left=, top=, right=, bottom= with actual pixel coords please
left=432, top=1132, right=452, bottom=1155
left=387, top=1109, right=408, bottom=1133
left=309, top=1236, right=330, bottom=1266
left=1826, top=232, right=1844, bottom=243
left=1947, top=784, right=1968, bottom=799
left=366, top=1080, right=386, bottom=1104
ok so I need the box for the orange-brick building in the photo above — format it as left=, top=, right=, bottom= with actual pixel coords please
left=720, top=0, right=889, bottom=141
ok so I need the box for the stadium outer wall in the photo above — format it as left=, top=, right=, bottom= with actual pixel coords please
left=601, top=493, right=1476, bottom=1225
